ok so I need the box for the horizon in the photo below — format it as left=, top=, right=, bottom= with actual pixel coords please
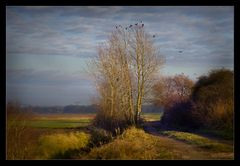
left=6, top=6, right=234, bottom=106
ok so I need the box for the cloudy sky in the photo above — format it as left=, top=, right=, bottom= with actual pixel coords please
left=6, top=6, right=234, bottom=106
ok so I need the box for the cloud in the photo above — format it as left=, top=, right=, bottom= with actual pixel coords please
left=6, top=6, right=234, bottom=105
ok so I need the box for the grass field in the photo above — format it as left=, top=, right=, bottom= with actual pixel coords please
left=26, top=114, right=95, bottom=129
left=142, top=113, right=163, bottom=121
left=26, top=113, right=161, bottom=129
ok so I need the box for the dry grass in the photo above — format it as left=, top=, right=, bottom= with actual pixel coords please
left=33, top=113, right=95, bottom=121
left=82, top=127, right=233, bottom=160
left=37, top=132, right=90, bottom=159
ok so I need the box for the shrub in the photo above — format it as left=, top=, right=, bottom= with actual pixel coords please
left=88, top=126, right=113, bottom=147
left=93, top=110, right=129, bottom=134
left=192, top=69, right=233, bottom=103
left=160, top=69, right=233, bottom=134
left=161, top=100, right=201, bottom=130
left=191, top=69, right=233, bottom=132
left=37, top=132, right=90, bottom=159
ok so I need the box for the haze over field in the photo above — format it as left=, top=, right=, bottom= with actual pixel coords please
left=6, top=6, right=233, bottom=106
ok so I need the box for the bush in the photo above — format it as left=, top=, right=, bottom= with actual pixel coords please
left=192, top=69, right=233, bottom=103
left=191, top=69, right=233, bottom=132
left=37, top=132, right=90, bottom=159
left=161, top=101, right=200, bottom=130
left=93, top=109, right=129, bottom=134
left=88, top=126, right=113, bottom=147
left=159, top=69, right=233, bottom=134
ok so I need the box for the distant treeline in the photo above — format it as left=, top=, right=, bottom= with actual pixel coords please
left=21, top=104, right=163, bottom=114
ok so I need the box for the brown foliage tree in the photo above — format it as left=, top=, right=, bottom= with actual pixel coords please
left=152, top=73, right=194, bottom=109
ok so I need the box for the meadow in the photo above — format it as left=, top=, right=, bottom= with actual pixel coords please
left=26, top=114, right=95, bottom=129
left=7, top=112, right=233, bottom=160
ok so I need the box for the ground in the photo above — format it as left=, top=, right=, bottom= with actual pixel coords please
left=143, top=120, right=234, bottom=160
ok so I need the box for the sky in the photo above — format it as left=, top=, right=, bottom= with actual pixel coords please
left=6, top=6, right=234, bottom=106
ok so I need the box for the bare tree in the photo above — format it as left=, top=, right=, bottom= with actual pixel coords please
left=127, top=24, right=164, bottom=124
left=90, top=22, right=164, bottom=130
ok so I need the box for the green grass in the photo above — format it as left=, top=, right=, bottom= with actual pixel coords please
left=160, top=131, right=233, bottom=152
left=26, top=119, right=92, bottom=129
left=142, top=113, right=163, bottom=121
left=23, top=114, right=95, bottom=129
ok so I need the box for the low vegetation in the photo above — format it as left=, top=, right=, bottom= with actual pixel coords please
left=37, top=132, right=90, bottom=159
left=84, top=127, right=175, bottom=159
left=83, top=127, right=233, bottom=160
left=153, top=69, right=233, bottom=140
left=6, top=102, right=37, bottom=159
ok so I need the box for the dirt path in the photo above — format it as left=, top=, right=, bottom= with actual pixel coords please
left=143, top=120, right=234, bottom=160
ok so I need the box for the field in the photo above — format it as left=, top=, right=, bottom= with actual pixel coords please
left=8, top=113, right=233, bottom=160
left=27, top=113, right=95, bottom=129
left=25, top=113, right=160, bottom=129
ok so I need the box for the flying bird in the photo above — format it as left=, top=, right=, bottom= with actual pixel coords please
left=179, top=51, right=183, bottom=53
left=142, top=24, right=144, bottom=27
left=129, top=25, right=132, bottom=28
